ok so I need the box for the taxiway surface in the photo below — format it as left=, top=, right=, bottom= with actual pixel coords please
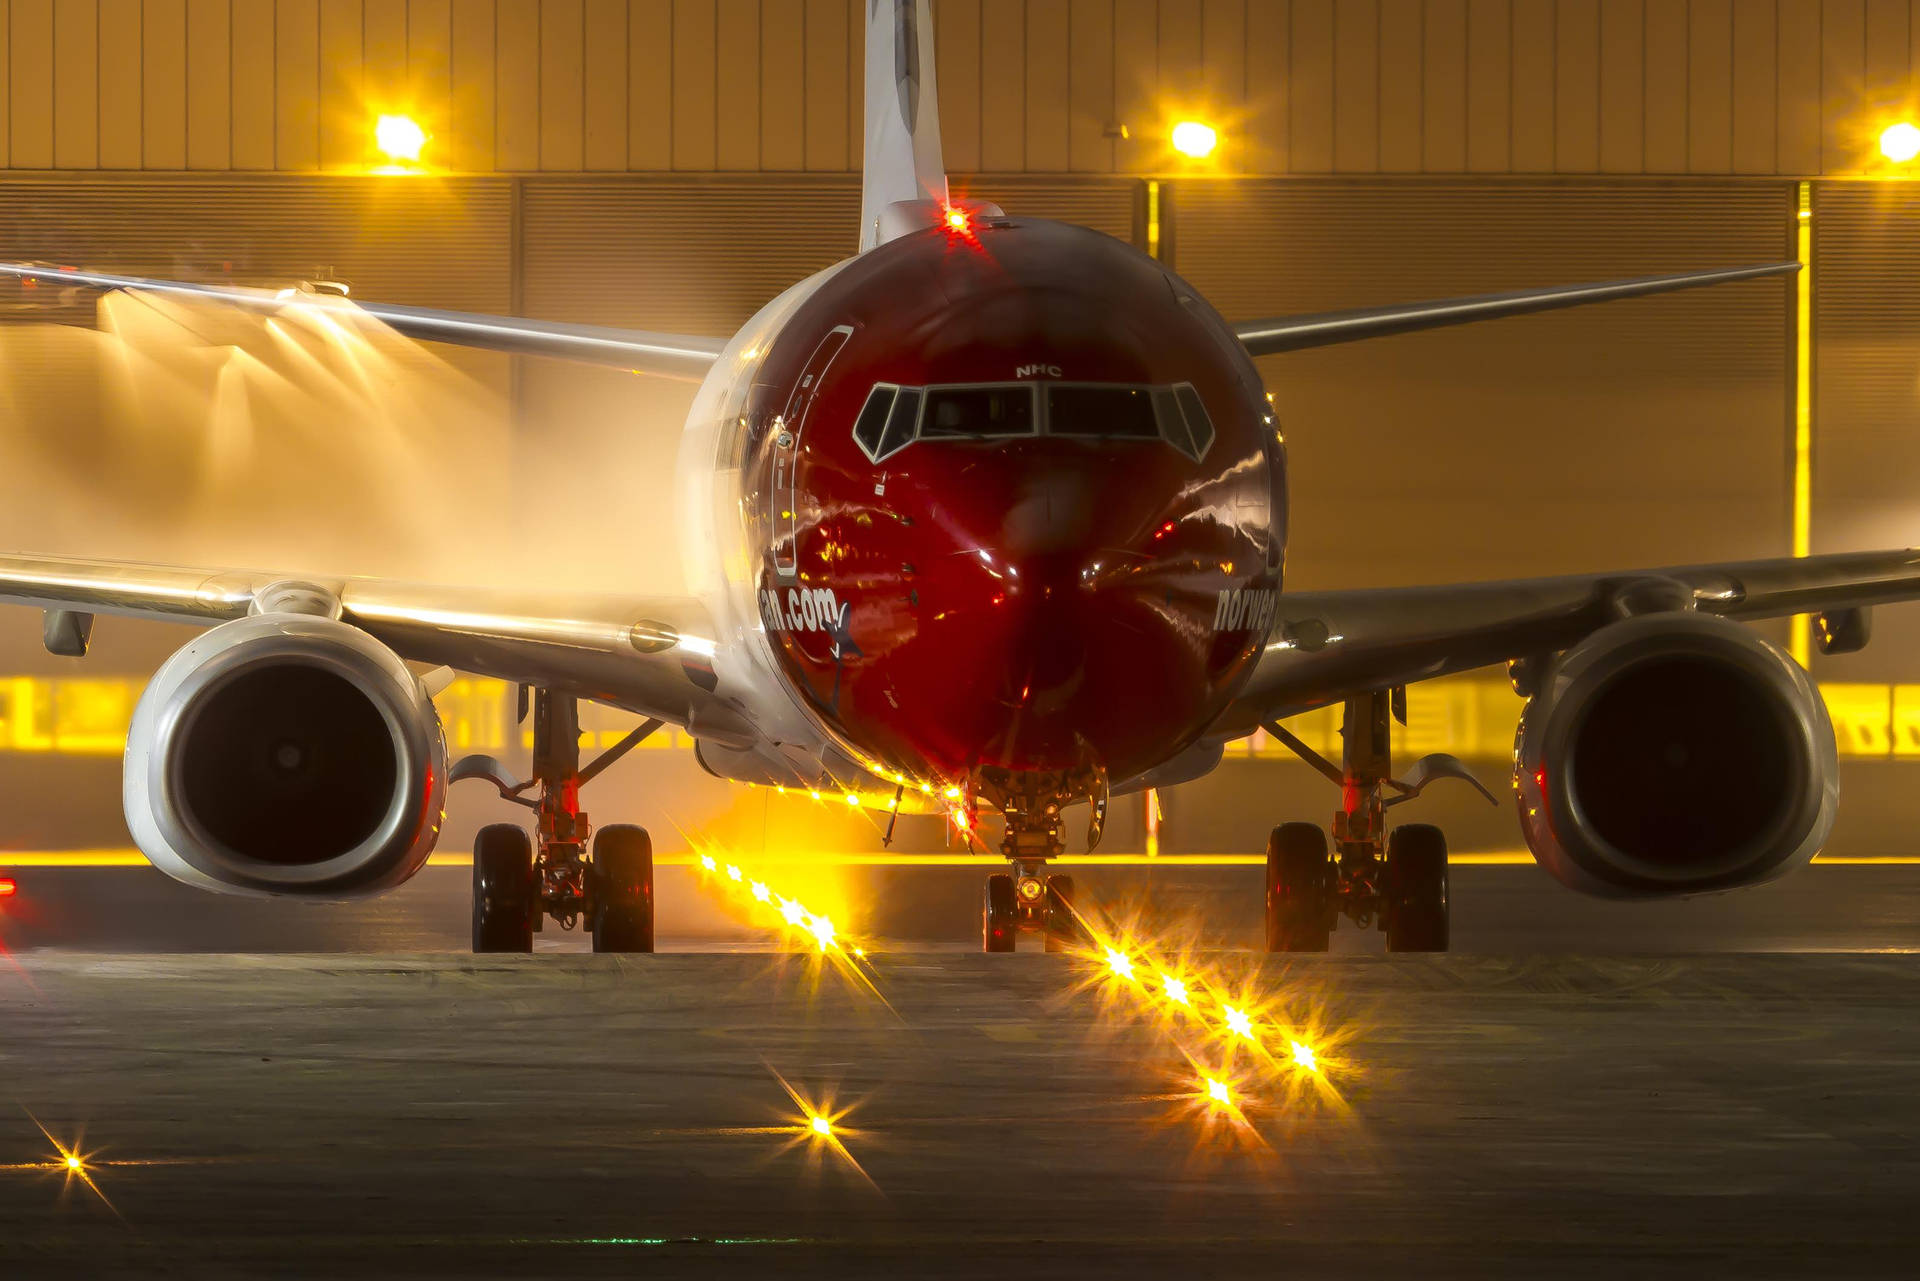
left=3, top=952, right=1919, bottom=1278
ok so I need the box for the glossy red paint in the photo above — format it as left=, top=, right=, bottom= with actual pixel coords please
left=745, top=217, right=1284, bottom=788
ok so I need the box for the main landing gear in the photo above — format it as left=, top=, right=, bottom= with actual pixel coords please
left=1261, top=689, right=1496, bottom=954
left=454, top=688, right=664, bottom=954
left=973, top=766, right=1102, bottom=953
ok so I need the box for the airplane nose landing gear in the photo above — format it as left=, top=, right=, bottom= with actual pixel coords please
left=972, top=767, right=1102, bottom=952
left=455, top=688, right=661, bottom=954
left=1261, top=689, right=1494, bottom=954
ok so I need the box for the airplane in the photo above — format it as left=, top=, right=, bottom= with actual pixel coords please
left=0, top=0, right=1911, bottom=956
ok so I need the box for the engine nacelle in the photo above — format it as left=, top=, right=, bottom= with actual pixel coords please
left=125, top=614, right=446, bottom=897
left=1513, top=612, right=1837, bottom=898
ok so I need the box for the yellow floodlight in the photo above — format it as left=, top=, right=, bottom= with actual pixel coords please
left=1881, top=121, right=1920, bottom=164
left=1171, top=120, right=1219, bottom=160
left=374, top=114, right=428, bottom=164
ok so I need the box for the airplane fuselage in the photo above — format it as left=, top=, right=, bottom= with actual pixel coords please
left=680, top=217, right=1287, bottom=801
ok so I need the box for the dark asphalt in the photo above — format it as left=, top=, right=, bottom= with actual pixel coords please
left=2, top=952, right=1919, bottom=1278
left=2, top=864, right=1919, bottom=1277
left=5, top=861, right=1920, bottom=953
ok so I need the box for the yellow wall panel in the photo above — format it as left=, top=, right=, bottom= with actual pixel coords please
left=671, top=0, right=717, bottom=170
left=1378, top=0, right=1423, bottom=173
left=1864, top=0, right=1910, bottom=115
left=1821, top=0, right=1866, bottom=173
left=1245, top=0, right=1289, bottom=173
left=53, top=0, right=99, bottom=169
left=1687, top=0, right=1733, bottom=173
left=1596, top=0, right=1640, bottom=172
left=628, top=0, right=671, bottom=170
left=715, top=0, right=760, bottom=170
left=935, top=0, right=980, bottom=171
left=1554, top=0, right=1598, bottom=171
left=1509, top=0, right=1553, bottom=171
left=1202, top=0, right=1247, bottom=171
left=365, top=0, right=406, bottom=91
left=409, top=0, right=453, bottom=143
left=762, top=0, right=806, bottom=169
left=494, top=0, right=538, bottom=170
left=276, top=0, right=320, bottom=171
left=1291, top=0, right=1334, bottom=171
left=1731, top=0, right=1777, bottom=175
left=1026, top=0, right=1071, bottom=172
left=542, top=0, right=587, bottom=170
left=100, top=0, right=144, bottom=168
left=0, top=0, right=9, bottom=168
left=231, top=0, right=277, bottom=168
left=1464, top=0, right=1509, bottom=171
left=581, top=1, right=629, bottom=171
left=847, top=0, right=862, bottom=167
left=1423, top=0, right=1467, bottom=171
left=980, top=0, right=1024, bottom=169
left=448, top=0, right=495, bottom=172
left=319, top=0, right=365, bottom=172
left=1159, top=0, right=1204, bottom=109
left=185, top=0, right=229, bottom=169
left=1642, top=0, right=1686, bottom=172
left=1777, top=0, right=1821, bottom=173
left=1068, top=0, right=1115, bottom=173
left=803, top=0, right=848, bottom=169
left=1332, top=0, right=1379, bottom=172
left=143, top=0, right=187, bottom=168
left=1113, top=0, right=1156, bottom=173
left=11, top=0, right=54, bottom=168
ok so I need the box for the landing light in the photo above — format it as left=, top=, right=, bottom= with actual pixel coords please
left=810, top=1115, right=834, bottom=1137
left=1883, top=122, right=1920, bottom=163
left=1204, top=1077, right=1232, bottom=1106
left=1291, top=1040, right=1319, bottom=1074
left=1171, top=120, right=1219, bottom=159
left=375, top=114, right=427, bottom=163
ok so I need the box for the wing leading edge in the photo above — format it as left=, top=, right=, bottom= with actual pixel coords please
left=0, top=552, right=754, bottom=746
left=1232, top=261, right=1799, bottom=357
left=0, top=262, right=726, bottom=379
left=1213, top=548, right=1920, bottom=739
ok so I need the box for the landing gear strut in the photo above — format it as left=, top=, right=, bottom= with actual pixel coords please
left=456, top=688, right=661, bottom=954
left=972, top=767, right=1101, bottom=953
left=1262, top=689, right=1491, bottom=954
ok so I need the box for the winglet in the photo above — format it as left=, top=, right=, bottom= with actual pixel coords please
left=860, top=0, right=949, bottom=252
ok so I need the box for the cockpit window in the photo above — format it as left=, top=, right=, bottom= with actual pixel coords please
left=1172, top=384, right=1216, bottom=460
left=852, top=384, right=897, bottom=460
left=921, top=385, right=1038, bottom=439
left=1046, top=386, right=1160, bottom=439
left=851, top=379, right=1218, bottom=463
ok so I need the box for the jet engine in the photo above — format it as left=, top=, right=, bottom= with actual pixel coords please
left=1512, top=611, right=1836, bottom=898
left=124, top=613, right=446, bottom=897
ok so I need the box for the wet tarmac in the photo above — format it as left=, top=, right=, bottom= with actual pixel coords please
left=2, top=865, right=1918, bottom=1277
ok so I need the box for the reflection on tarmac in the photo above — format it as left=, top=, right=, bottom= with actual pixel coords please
left=4, top=863, right=1920, bottom=954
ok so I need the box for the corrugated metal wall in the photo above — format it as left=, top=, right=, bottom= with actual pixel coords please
left=1173, top=178, right=1796, bottom=590
left=6, top=0, right=1920, bottom=177
left=1811, top=180, right=1920, bottom=685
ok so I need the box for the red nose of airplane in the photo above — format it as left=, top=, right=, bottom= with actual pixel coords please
left=802, top=439, right=1270, bottom=785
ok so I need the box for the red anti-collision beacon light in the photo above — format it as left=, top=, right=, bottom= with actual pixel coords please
left=0, top=876, right=16, bottom=899
left=943, top=207, right=972, bottom=235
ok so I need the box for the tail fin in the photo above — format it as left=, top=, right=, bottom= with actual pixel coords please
left=859, top=0, right=948, bottom=252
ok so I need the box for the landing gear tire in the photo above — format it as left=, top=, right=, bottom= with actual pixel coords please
left=983, top=873, right=1018, bottom=953
left=473, top=823, right=536, bottom=954
left=1043, top=874, right=1080, bottom=953
left=1385, top=824, right=1449, bottom=953
left=591, top=824, right=655, bottom=954
left=1266, top=822, right=1331, bottom=953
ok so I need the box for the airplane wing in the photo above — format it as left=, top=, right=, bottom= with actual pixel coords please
left=0, top=261, right=726, bottom=379
left=1210, top=548, right=1920, bottom=738
left=1232, top=261, right=1798, bottom=356
left=0, top=552, right=756, bottom=747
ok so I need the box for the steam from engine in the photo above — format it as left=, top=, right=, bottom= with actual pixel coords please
left=1512, top=612, right=1837, bottom=897
left=124, top=614, right=446, bottom=897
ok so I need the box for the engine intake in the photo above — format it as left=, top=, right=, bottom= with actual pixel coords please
left=1512, top=612, right=1836, bottom=897
left=125, top=614, right=446, bottom=897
